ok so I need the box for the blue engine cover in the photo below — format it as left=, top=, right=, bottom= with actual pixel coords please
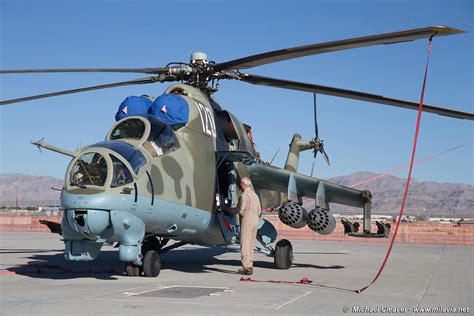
left=149, top=94, right=189, bottom=126
left=115, top=96, right=153, bottom=121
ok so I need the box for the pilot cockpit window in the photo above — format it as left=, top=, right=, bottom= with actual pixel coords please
left=110, top=155, right=133, bottom=188
left=70, top=153, right=107, bottom=187
left=111, top=119, right=146, bottom=140
left=146, top=116, right=178, bottom=156
left=92, top=141, right=146, bottom=174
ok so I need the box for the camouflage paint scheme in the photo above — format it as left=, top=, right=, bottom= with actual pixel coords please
left=58, top=83, right=371, bottom=265
left=2, top=26, right=469, bottom=275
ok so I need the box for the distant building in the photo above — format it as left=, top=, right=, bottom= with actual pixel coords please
left=396, top=215, right=416, bottom=223
left=339, top=214, right=395, bottom=222
left=38, top=206, right=61, bottom=212
left=456, top=219, right=474, bottom=226
left=429, top=217, right=465, bottom=224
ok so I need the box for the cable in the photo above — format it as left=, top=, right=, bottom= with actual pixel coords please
left=242, top=36, right=436, bottom=294
left=356, top=35, right=434, bottom=293
left=349, top=145, right=463, bottom=188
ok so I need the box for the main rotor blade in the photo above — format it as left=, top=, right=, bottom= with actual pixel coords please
left=313, top=93, right=319, bottom=139
left=239, top=74, right=474, bottom=120
left=0, top=67, right=168, bottom=74
left=215, top=26, right=464, bottom=71
left=0, top=77, right=160, bottom=106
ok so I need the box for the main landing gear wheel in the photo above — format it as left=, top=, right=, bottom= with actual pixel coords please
left=125, top=262, right=142, bottom=277
left=274, top=239, right=293, bottom=269
left=143, top=250, right=161, bottom=277
left=141, top=236, right=160, bottom=255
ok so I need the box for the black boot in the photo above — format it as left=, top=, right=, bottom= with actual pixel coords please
left=238, top=267, right=253, bottom=275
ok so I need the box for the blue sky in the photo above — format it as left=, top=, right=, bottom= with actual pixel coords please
left=0, top=0, right=472, bottom=184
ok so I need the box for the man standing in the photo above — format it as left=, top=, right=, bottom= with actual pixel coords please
left=224, top=177, right=262, bottom=275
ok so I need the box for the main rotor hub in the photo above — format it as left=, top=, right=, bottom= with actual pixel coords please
left=190, top=52, right=208, bottom=65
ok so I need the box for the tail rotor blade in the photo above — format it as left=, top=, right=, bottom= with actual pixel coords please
left=310, top=157, right=316, bottom=177
left=320, top=147, right=331, bottom=166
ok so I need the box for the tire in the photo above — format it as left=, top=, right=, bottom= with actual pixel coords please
left=141, top=237, right=159, bottom=254
left=274, top=239, right=293, bottom=269
left=125, top=262, right=141, bottom=277
left=143, top=250, right=161, bottom=277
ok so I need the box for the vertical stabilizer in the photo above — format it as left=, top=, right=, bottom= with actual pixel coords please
left=284, top=134, right=313, bottom=172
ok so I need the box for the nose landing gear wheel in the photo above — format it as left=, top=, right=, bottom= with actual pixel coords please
left=143, top=250, right=161, bottom=277
left=125, top=262, right=142, bottom=277
left=274, top=239, right=293, bottom=269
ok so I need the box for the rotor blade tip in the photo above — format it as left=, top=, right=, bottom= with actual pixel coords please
left=434, top=25, right=466, bottom=34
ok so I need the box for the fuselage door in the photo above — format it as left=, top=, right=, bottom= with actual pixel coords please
left=215, top=160, right=238, bottom=244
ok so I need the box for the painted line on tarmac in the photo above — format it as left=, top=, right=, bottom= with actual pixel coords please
left=87, top=284, right=163, bottom=300
left=124, top=285, right=229, bottom=296
left=274, top=291, right=312, bottom=310
left=124, top=286, right=168, bottom=296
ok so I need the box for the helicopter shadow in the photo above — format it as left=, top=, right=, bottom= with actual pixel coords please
left=4, top=246, right=239, bottom=280
left=5, top=245, right=344, bottom=280
left=211, top=258, right=345, bottom=270
left=5, top=250, right=122, bottom=280
left=0, top=249, right=64, bottom=254
left=161, top=246, right=345, bottom=273
left=161, top=246, right=240, bottom=274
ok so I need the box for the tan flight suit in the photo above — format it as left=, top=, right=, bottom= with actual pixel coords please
left=228, top=187, right=262, bottom=270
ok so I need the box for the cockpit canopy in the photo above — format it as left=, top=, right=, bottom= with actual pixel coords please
left=70, top=152, right=108, bottom=187
left=110, top=155, right=133, bottom=188
left=92, top=141, right=146, bottom=174
left=69, top=115, right=181, bottom=189
left=69, top=141, right=146, bottom=189
left=107, top=116, right=178, bottom=157
left=110, top=118, right=145, bottom=141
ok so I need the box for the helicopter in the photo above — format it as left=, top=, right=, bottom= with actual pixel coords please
left=1, top=26, right=473, bottom=277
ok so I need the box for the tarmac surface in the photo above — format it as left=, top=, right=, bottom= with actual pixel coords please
left=0, top=232, right=472, bottom=315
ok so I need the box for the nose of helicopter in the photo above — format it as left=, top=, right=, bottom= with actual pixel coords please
left=64, top=209, right=110, bottom=237
left=60, top=190, right=145, bottom=263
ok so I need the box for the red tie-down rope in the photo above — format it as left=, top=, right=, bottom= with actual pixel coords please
left=240, top=277, right=313, bottom=285
left=355, top=34, right=434, bottom=293
left=241, top=36, right=435, bottom=293
left=348, top=144, right=463, bottom=188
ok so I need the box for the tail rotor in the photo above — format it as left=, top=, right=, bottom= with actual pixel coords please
left=310, top=93, right=330, bottom=177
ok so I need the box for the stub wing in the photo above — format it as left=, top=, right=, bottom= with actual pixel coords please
left=39, top=220, right=62, bottom=235
left=246, top=162, right=371, bottom=209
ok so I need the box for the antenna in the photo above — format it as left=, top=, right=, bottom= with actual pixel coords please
left=269, top=148, right=280, bottom=165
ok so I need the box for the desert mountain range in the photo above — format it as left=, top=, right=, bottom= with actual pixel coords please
left=1, top=172, right=472, bottom=217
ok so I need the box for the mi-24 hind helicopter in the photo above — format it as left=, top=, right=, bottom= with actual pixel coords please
left=1, top=26, right=473, bottom=277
